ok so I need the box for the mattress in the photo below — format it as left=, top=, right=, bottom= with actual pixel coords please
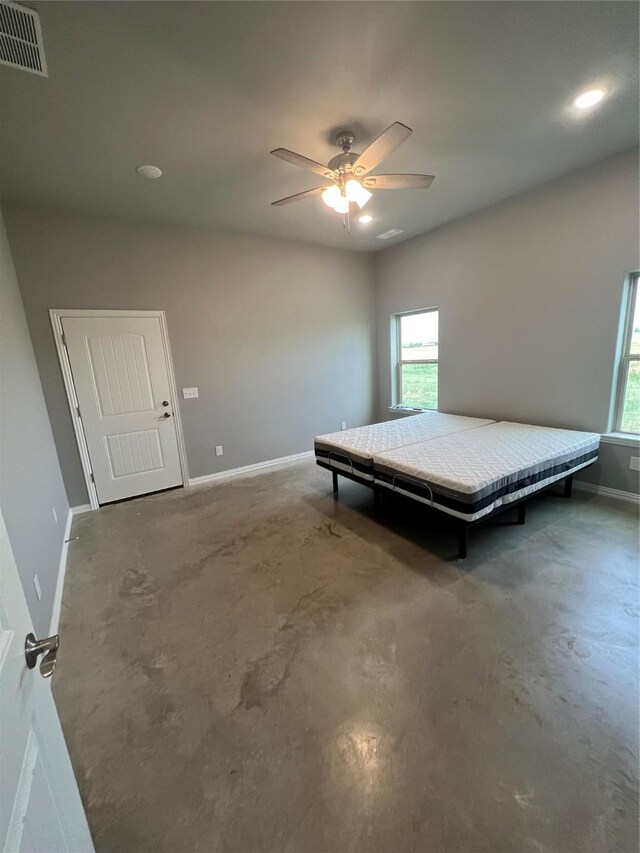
left=315, top=412, right=496, bottom=480
left=373, top=421, right=600, bottom=521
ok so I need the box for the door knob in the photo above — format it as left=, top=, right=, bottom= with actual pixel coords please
left=162, top=401, right=169, bottom=407
left=25, top=632, right=59, bottom=679
left=162, top=412, right=171, bottom=418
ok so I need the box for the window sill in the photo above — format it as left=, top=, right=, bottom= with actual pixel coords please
left=600, top=432, right=640, bottom=447
left=388, top=405, right=434, bottom=417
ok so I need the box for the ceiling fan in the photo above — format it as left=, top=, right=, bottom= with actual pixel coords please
left=270, top=122, right=434, bottom=228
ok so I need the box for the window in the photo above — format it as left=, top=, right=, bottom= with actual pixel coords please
left=395, top=308, right=438, bottom=410
left=615, top=273, right=640, bottom=434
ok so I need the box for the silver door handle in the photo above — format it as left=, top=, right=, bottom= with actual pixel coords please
left=25, top=632, right=59, bottom=678
left=161, top=412, right=171, bottom=418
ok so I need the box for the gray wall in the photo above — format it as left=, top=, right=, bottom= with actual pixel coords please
left=574, top=441, right=639, bottom=495
left=0, top=208, right=70, bottom=635
left=375, top=148, right=640, bottom=494
left=4, top=149, right=638, bottom=517
left=4, top=207, right=376, bottom=507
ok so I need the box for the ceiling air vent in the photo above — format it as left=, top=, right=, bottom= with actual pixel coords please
left=376, top=228, right=404, bottom=240
left=0, top=0, right=47, bottom=76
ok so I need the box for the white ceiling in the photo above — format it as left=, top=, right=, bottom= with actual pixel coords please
left=1, top=1, right=637, bottom=252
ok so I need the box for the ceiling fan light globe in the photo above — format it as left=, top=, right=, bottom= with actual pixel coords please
left=344, top=179, right=360, bottom=202
left=322, top=186, right=341, bottom=209
left=345, top=179, right=372, bottom=209
left=355, top=187, right=373, bottom=209
left=333, top=195, right=350, bottom=214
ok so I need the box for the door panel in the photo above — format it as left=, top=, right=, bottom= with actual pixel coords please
left=62, top=316, right=183, bottom=504
left=105, top=429, right=164, bottom=477
left=0, top=510, right=94, bottom=853
left=87, top=333, right=155, bottom=416
left=8, top=725, right=69, bottom=853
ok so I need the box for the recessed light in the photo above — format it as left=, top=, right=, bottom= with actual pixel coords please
left=359, top=214, right=373, bottom=224
left=135, top=164, right=163, bottom=179
left=574, top=89, right=605, bottom=110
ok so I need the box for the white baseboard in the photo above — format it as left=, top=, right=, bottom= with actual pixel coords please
left=574, top=481, right=640, bottom=504
left=71, top=504, right=92, bottom=515
left=189, top=450, right=314, bottom=488
left=49, top=508, right=73, bottom=635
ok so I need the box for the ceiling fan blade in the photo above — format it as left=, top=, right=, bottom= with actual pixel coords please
left=353, top=122, right=413, bottom=176
left=363, top=174, right=435, bottom=190
left=271, top=186, right=330, bottom=206
left=271, top=148, right=335, bottom=179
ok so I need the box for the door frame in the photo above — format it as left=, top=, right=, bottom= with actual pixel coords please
left=50, top=308, right=189, bottom=510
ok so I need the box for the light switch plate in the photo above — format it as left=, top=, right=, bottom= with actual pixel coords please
left=630, top=457, right=640, bottom=471
left=183, top=387, right=199, bottom=399
left=341, top=421, right=347, bottom=430
left=215, top=445, right=223, bottom=457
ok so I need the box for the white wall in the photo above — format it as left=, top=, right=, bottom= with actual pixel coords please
left=0, top=208, right=70, bottom=635
left=375, top=148, right=640, bottom=493
left=4, top=207, right=376, bottom=507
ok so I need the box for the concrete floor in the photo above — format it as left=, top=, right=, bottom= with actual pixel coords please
left=54, top=459, right=639, bottom=853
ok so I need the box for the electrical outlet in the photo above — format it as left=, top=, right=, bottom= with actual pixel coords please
left=33, top=574, right=42, bottom=601
left=215, top=445, right=223, bottom=457
left=341, top=421, right=347, bottom=430
left=183, top=387, right=199, bottom=399
left=630, top=457, right=640, bottom=472
left=52, top=506, right=58, bottom=524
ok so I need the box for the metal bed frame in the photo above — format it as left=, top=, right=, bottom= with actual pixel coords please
left=317, top=453, right=575, bottom=560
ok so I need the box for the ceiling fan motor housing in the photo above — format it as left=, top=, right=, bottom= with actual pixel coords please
left=328, top=131, right=360, bottom=177
left=328, top=151, right=359, bottom=175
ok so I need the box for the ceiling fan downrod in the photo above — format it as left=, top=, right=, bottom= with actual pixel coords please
left=336, top=131, right=355, bottom=154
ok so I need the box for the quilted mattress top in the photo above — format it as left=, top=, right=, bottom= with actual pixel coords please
left=315, top=412, right=495, bottom=464
left=373, top=421, right=600, bottom=497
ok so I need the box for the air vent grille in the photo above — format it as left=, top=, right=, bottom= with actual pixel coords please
left=376, top=228, right=404, bottom=240
left=0, top=0, right=47, bottom=76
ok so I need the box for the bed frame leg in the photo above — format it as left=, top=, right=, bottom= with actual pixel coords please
left=517, top=503, right=526, bottom=525
left=457, top=523, right=468, bottom=560
left=332, top=471, right=339, bottom=495
left=563, top=475, right=573, bottom=499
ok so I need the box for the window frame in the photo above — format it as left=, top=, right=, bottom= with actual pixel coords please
left=395, top=307, right=439, bottom=411
left=613, top=272, right=640, bottom=434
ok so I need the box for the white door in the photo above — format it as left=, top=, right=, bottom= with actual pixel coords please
left=0, top=510, right=94, bottom=852
left=62, top=315, right=183, bottom=504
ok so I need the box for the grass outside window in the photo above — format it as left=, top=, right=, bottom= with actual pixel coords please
left=396, top=309, right=438, bottom=410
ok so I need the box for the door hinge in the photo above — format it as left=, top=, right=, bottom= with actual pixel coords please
left=76, top=405, right=81, bottom=418
left=61, top=332, right=67, bottom=347
left=90, top=473, right=95, bottom=484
